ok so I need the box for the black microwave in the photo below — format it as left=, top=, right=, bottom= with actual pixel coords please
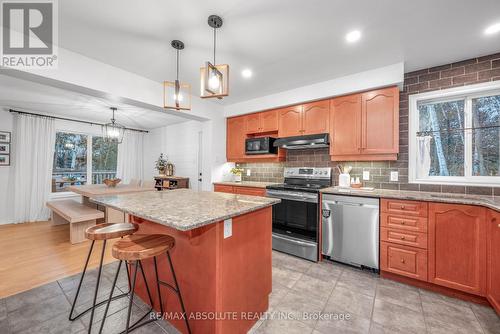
left=245, top=137, right=277, bottom=155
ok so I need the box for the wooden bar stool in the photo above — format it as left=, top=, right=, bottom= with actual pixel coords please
left=69, top=223, right=138, bottom=332
left=99, top=234, right=191, bottom=334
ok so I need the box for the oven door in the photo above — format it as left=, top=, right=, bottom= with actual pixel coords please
left=266, top=190, right=318, bottom=241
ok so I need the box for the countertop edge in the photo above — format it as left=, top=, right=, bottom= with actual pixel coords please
left=320, top=188, right=500, bottom=212
left=91, top=196, right=280, bottom=231
left=213, top=181, right=277, bottom=189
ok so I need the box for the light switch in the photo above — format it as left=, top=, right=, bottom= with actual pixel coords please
left=363, top=170, right=370, bottom=181
left=224, top=219, right=232, bottom=238
left=246, top=169, right=251, bottom=176
left=390, top=171, right=399, bottom=182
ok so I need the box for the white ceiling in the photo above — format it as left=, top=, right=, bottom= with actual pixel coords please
left=0, top=75, right=189, bottom=129
left=58, top=0, right=500, bottom=105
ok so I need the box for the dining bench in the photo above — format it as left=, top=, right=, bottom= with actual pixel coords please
left=46, top=200, right=104, bottom=244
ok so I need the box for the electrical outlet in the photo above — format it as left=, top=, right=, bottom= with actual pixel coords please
left=246, top=169, right=251, bottom=176
left=224, top=219, right=232, bottom=238
left=390, top=171, right=399, bottom=182
left=363, top=170, right=370, bottom=181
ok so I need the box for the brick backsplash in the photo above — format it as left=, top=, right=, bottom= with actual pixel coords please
left=238, top=52, right=500, bottom=196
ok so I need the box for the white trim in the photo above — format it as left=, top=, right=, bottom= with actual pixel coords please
left=48, top=191, right=81, bottom=201
left=409, top=81, right=500, bottom=187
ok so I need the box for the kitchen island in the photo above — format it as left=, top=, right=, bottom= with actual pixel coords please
left=92, top=189, right=280, bottom=334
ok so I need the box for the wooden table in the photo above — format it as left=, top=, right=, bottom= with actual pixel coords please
left=67, top=184, right=153, bottom=223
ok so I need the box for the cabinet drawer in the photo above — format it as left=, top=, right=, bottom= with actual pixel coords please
left=381, top=212, right=428, bottom=233
left=381, top=227, right=427, bottom=249
left=214, top=185, right=234, bottom=193
left=381, top=242, right=428, bottom=281
left=381, top=199, right=428, bottom=217
left=234, top=186, right=266, bottom=197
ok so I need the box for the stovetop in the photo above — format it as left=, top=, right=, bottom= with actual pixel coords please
left=266, top=183, right=328, bottom=193
left=266, top=167, right=332, bottom=193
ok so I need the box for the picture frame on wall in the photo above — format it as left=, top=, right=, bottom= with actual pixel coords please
left=0, top=154, right=9, bottom=166
left=0, top=143, right=9, bottom=154
left=0, top=131, right=11, bottom=143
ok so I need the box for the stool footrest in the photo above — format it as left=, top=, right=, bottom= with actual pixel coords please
left=158, top=280, right=179, bottom=293
left=69, top=291, right=130, bottom=321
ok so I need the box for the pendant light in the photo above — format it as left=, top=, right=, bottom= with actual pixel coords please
left=200, top=15, right=229, bottom=99
left=164, top=40, right=191, bottom=110
left=103, top=107, right=125, bottom=144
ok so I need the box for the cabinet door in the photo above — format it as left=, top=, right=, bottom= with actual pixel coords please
left=278, top=105, right=303, bottom=137
left=226, top=116, right=246, bottom=161
left=214, top=184, right=234, bottom=193
left=381, top=241, right=428, bottom=281
left=428, top=203, right=487, bottom=295
left=260, top=110, right=278, bottom=133
left=302, top=100, right=330, bottom=135
left=487, top=210, right=500, bottom=314
left=361, top=87, right=399, bottom=155
left=330, top=94, right=361, bottom=156
left=245, top=113, right=261, bottom=134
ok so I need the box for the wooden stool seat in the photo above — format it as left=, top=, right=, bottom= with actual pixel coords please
left=112, top=234, right=175, bottom=261
left=85, top=223, right=138, bottom=240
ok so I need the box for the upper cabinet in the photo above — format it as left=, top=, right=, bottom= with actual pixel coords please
left=278, top=102, right=329, bottom=137
left=302, top=100, right=330, bottom=135
left=330, top=86, right=399, bottom=161
left=361, top=87, right=399, bottom=155
left=226, top=116, right=246, bottom=161
left=330, top=94, right=361, bottom=157
left=278, top=105, right=303, bottom=137
left=246, top=110, right=278, bottom=134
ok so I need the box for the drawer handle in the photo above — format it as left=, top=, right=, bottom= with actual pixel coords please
left=401, top=221, right=406, bottom=225
left=400, top=236, right=406, bottom=240
left=400, top=258, right=405, bottom=264
left=401, top=205, right=405, bottom=209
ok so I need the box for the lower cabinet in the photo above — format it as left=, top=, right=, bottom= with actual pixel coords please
left=381, top=241, right=428, bottom=281
left=487, top=209, right=500, bottom=313
left=428, top=203, right=487, bottom=296
left=214, top=184, right=266, bottom=197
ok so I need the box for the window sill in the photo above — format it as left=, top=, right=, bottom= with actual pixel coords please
left=409, top=179, right=500, bottom=188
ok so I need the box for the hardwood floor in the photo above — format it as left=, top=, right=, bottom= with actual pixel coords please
left=0, top=221, right=118, bottom=298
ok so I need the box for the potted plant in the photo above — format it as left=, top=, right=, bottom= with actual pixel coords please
left=155, top=153, right=168, bottom=175
left=230, top=167, right=244, bottom=182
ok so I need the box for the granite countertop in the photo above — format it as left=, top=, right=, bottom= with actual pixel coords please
left=213, top=181, right=279, bottom=189
left=320, top=186, right=500, bottom=212
left=91, top=189, right=280, bottom=231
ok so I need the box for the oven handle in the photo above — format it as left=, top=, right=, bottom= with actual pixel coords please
left=273, top=233, right=317, bottom=247
left=266, top=190, right=318, bottom=203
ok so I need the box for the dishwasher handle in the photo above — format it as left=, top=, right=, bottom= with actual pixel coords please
left=323, top=200, right=379, bottom=210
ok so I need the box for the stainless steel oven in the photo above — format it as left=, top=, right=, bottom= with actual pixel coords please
left=266, top=167, right=332, bottom=262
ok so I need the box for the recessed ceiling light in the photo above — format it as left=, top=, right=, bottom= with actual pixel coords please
left=484, top=22, right=500, bottom=35
left=345, top=30, right=361, bottom=43
left=241, top=69, right=253, bottom=78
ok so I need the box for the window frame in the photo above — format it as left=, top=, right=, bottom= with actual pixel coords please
left=409, top=80, right=500, bottom=187
left=52, top=129, right=118, bottom=193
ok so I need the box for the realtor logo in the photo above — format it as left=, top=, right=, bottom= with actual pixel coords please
left=1, top=0, right=58, bottom=68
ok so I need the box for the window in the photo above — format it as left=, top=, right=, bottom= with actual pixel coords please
left=52, top=132, right=118, bottom=192
left=409, top=81, right=500, bottom=186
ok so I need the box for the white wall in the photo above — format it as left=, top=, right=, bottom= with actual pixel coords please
left=0, top=112, right=13, bottom=224
left=224, top=62, right=404, bottom=117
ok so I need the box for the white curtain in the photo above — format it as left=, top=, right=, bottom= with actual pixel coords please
left=9, top=114, right=56, bottom=223
left=416, top=136, right=432, bottom=178
left=116, top=130, right=144, bottom=183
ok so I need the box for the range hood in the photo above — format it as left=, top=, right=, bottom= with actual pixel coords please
left=273, top=133, right=329, bottom=150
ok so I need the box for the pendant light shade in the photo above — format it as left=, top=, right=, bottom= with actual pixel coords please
left=200, top=15, right=229, bottom=99
left=164, top=40, right=191, bottom=111
left=103, top=107, right=125, bottom=144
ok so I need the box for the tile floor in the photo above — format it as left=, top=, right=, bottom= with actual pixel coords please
left=1, top=251, right=499, bottom=334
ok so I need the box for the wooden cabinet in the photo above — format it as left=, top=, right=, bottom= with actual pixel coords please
left=361, top=87, right=399, bottom=155
left=487, top=210, right=500, bottom=314
left=278, top=105, right=303, bottom=137
left=381, top=241, right=428, bottom=281
left=226, top=116, right=246, bottom=161
left=302, top=100, right=330, bottom=135
left=380, top=199, right=429, bottom=281
left=330, top=86, right=399, bottom=161
left=214, top=184, right=266, bottom=197
left=330, top=94, right=361, bottom=156
left=428, top=203, right=487, bottom=296
left=245, top=110, right=278, bottom=134
left=278, top=101, right=329, bottom=137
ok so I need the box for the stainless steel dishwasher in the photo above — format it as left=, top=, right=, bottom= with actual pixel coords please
left=321, top=194, right=379, bottom=270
